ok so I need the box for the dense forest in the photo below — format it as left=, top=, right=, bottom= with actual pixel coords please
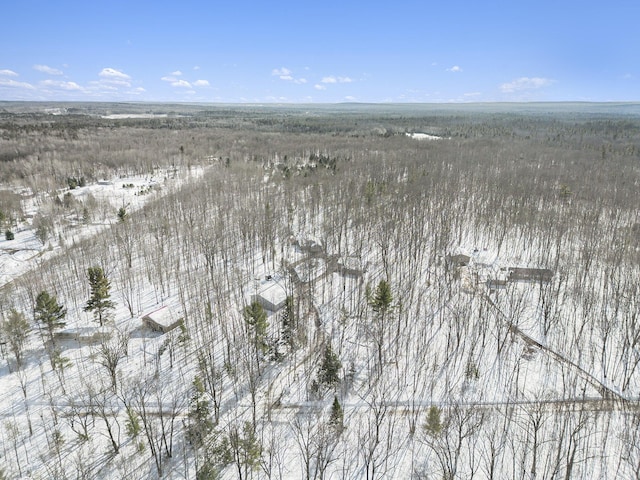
left=1, top=102, right=639, bottom=479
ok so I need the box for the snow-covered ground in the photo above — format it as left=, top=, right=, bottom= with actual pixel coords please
left=0, top=166, right=206, bottom=288
left=405, top=132, right=447, bottom=141
left=0, top=157, right=637, bottom=479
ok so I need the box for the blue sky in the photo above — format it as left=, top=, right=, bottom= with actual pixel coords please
left=1, top=0, right=638, bottom=103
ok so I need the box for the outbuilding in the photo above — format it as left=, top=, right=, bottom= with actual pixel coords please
left=253, top=277, right=288, bottom=312
left=142, top=306, right=183, bottom=334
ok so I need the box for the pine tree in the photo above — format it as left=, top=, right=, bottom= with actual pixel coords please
left=244, top=300, right=269, bottom=371
left=117, top=206, right=127, bottom=222
left=318, top=344, right=342, bottom=388
left=424, top=405, right=443, bottom=437
left=227, top=422, right=262, bottom=480
left=370, top=279, right=393, bottom=315
left=368, top=279, right=394, bottom=368
left=85, top=266, right=115, bottom=326
left=329, top=395, right=344, bottom=434
left=125, top=407, right=141, bottom=438
left=35, top=290, right=66, bottom=346
left=243, top=301, right=269, bottom=352
left=187, top=376, right=214, bottom=449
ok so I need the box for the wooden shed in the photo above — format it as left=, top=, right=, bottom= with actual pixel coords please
left=446, top=254, right=471, bottom=268
left=253, top=277, right=288, bottom=312
left=142, top=306, right=183, bottom=334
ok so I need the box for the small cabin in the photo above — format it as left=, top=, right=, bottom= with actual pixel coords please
left=142, top=306, right=183, bottom=334
left=446, top=254, right=471, bottom=268
left=508, top=267, right=554, bottom=283
left=253, top=278, right=288, bottom=312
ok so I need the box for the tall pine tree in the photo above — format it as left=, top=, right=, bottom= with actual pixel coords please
left=370, top=279, right=393, bottom=315
left=85, top=266, right=115, bottom=326
left=35, top=290, right=66, bottom=346
left=318, top=344, right=342, bottom=388
left=329, top=395, right=344, bottom=434
left=243, top=300, right=269, bottom=371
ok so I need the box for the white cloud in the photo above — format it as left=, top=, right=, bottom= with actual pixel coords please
left=272, top=67, right=291, bottom=77
left=171, top=70, right=183, bottom=76
left=344, top=96, right=356, bottom=101
left=34, top=64, right=63, bottom=75
left=193, top=65, right=200, bottom=70
left=99, top=67, right=131, bottom=80
left=272, top=67, right=306, bottom=83
left=172, top=79, right=192, bottom=88
left=0, top=69, right=18, bottom=77
left=98, top=68, right=132, bottom=88
left=41, top=79, right=83, bottom=91
left=321, top=76, right=353, bottom=84
left=193, top=79, right=210, bottom=87
left=161, top=76, right=177, bottom=82
left=446, top=65, right=462, bottom=73
left=314, top=84, right=326, bottom=90
left=500, top=77, right=554, bottom=93
left=463, top=92, right=481, bottom=97
left=0, top=78, right=34, bottom=89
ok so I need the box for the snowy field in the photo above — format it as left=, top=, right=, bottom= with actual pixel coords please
left=0, top=166, right=205, bottom=288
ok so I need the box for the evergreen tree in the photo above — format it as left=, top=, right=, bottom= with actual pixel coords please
left=125, top=407, right=141, bottom=438
left=117, top=206, right=127, bottom=222
left=329, top=395, right=344, bottom=434
left=34, top=290, right=66, bottom=346
left=424, top=405, right=443, bottom=437
left=318, top=344, right=342, bottom=388
left=85, top=266, right=115, bottom=326
left=228, top=422, right=262, bottom=480
left=370, top=279, right=393, bottom=315
left=187, top=376, right=214, bottom=449
left=368, top=279, right=394, bottom=368
left=243, top=300, right=269, bottom=353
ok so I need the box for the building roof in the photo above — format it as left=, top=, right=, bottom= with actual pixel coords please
left=142, top=306, right=180, bottom=328
left=255, top=279, right=287, bottom=310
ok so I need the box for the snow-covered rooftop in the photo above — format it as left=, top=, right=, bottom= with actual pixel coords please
left=253, top=276, right=287, bottom=311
